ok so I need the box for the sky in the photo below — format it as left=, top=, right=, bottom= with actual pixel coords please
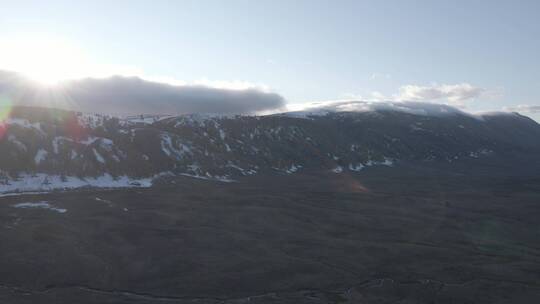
left=0, top=0, right=539, bottom=120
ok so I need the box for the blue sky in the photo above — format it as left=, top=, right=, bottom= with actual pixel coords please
left=0, top=0, right=539, bottom=120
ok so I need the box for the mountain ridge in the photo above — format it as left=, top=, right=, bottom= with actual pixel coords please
left=0, top=105, right=539, bottom=194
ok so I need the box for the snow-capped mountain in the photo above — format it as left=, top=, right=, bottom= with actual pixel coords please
left=1, top=105, right=539, bottom=194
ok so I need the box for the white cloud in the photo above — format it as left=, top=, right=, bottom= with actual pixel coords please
left=341, top=91, right=387, bottom=102
left=287, top=100, right=470, bottom=117
left=142, top=77, right=270, bottom=92
left=395, top=83, right=486, bottom=106
left=290, top=83, right=491, bottom=116
left=369, top=73, right=391, bottom=80
left=503, top=104, right=540, bottom=113
left=0, top=70, right=286, bottom=115
left=191, top=78, right=270, bottom=91
left=340, top=83, right=488, bottom=108
left=370, top=91, right=387, bottom=101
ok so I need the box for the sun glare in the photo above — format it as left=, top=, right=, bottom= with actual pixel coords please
left=0, top=34, right=88, bottom=86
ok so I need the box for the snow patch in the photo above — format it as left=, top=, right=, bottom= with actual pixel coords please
left=95, top=197, right=112, bottom=206
left=0, top=173, right=156, bottom=195
left=332, top=166, right=343, bottom=173
left=280, top=101, right=483, bottom=120
left=124, top=114, right=171, bottom=125
left=278, top=109, right=331, bottom=119
left=219, top=129, right=226, bottom=140
left=34, top=149, right=48, bottom=165
left=93, top=149, right=105, bottom=164
left=77, top=113, right=108, bottom=129
left=5, top=118, right=45, bottom=135
left=8, top=135, right=27, bottom=152
left=12, top=201, right=67, bottom=213
left=226, top=163, right=257, bottom=175
left=99, top=138, right=114, bottom=151
left=285, top=164, right=301, bottom=174
left=365, top=157, right=394, bottom=167
left=179, top=173, right=235, bottom=183
left=160, top=134, right=190, bottom=159
left=348, top=158, right=394, bottom=172
left=80, top=136, right=100, bottom=145
left=348, top=163, right=365, bottom=171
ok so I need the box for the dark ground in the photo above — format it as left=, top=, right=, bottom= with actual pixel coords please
left=1, top=163, right=540, bottom=303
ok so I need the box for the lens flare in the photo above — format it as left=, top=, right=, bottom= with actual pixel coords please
left=0, top=96, right=13, bottom=140
left=0, top=33, right=144, bottom=88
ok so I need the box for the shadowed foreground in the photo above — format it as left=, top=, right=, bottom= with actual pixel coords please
left=1, top=164, right=540, bottom=303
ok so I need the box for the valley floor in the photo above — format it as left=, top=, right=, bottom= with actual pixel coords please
left=1, top=165, right=540, bottom=303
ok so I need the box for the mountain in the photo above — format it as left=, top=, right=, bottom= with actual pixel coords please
left=1, top=104, right=539, bottom=194
left=2, top=104, right=540, bottom=303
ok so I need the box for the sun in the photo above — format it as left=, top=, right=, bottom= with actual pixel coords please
left=0, top=34, right=88, bottom=86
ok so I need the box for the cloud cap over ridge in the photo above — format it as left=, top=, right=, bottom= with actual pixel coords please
left=0, top=70, right=286, bottom=115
